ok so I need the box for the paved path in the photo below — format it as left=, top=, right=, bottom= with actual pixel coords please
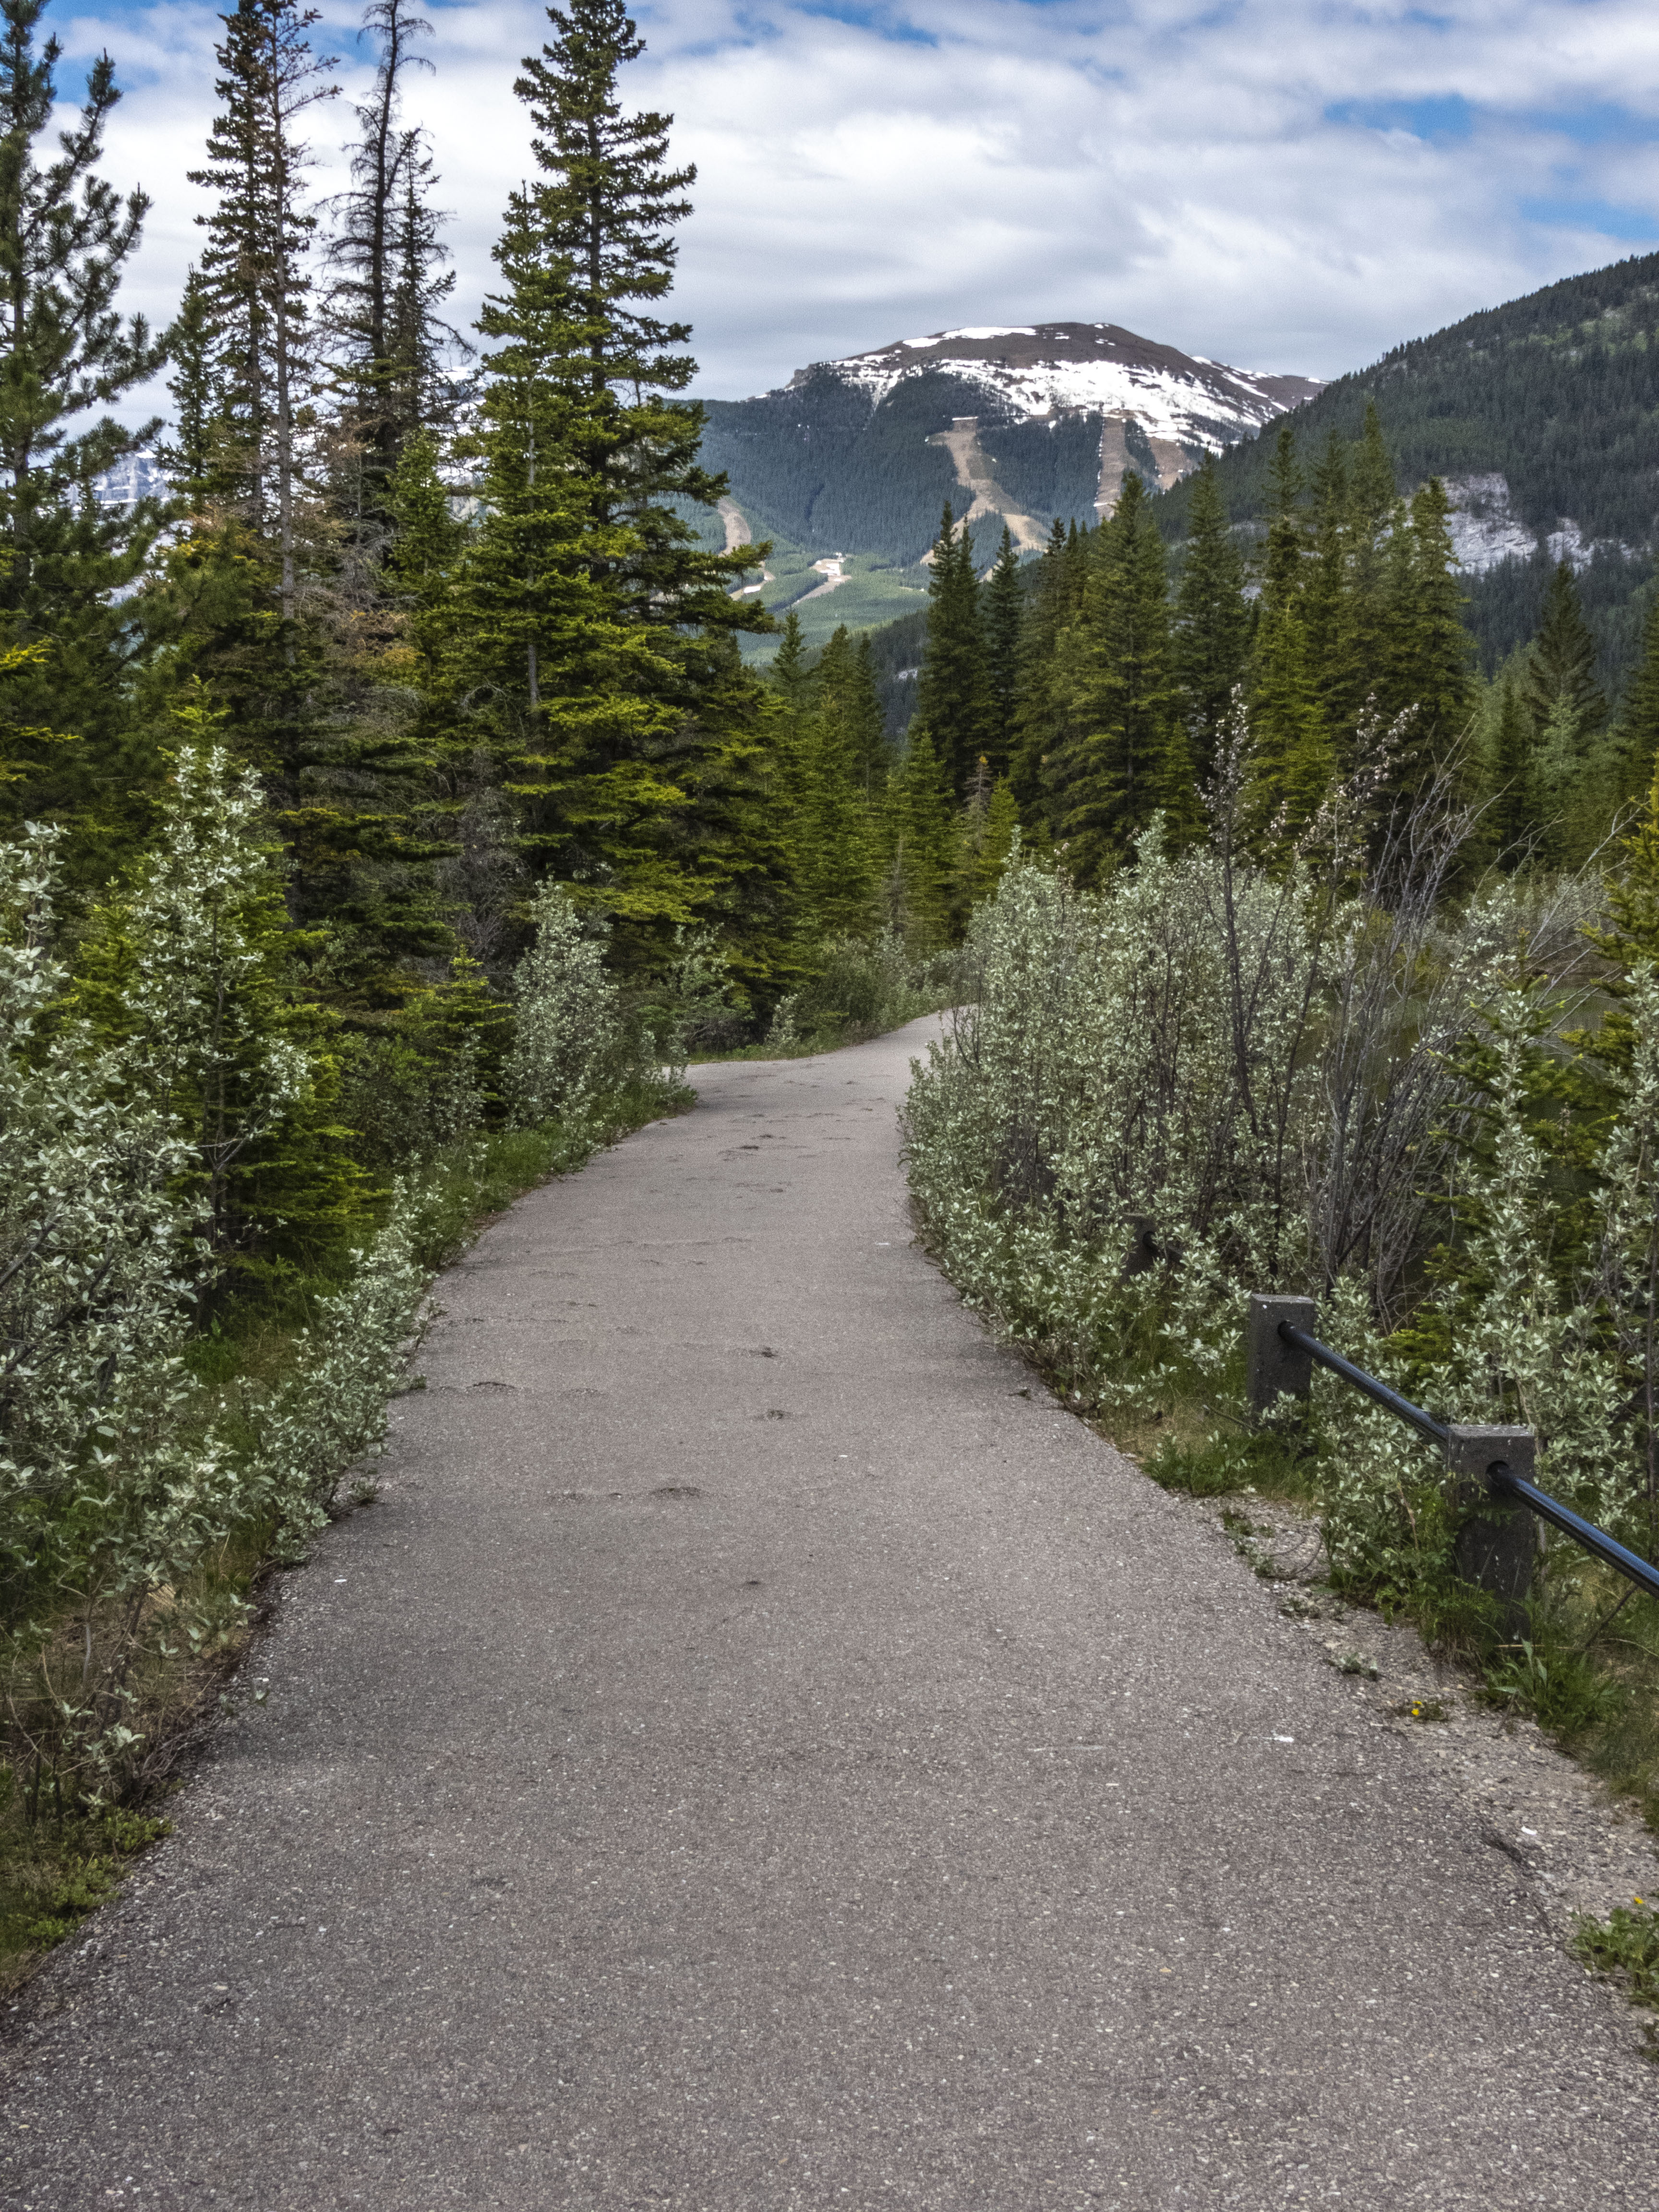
left=3, top=1020, right=1654, bottom=2209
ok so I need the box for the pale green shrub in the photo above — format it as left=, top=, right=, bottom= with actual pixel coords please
left=504, top=884, right=629, bottom=1124
left=906, top=827, right=1323, bottom=1407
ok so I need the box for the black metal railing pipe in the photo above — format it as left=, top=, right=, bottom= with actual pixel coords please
left=1277, top=1320, right=1451, bottom=1449
left=1491, top=1464, right=1659, bottom=1605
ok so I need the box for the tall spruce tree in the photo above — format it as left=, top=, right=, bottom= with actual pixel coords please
left=0, top=0, right=168, bottom=857
left=1486, top=671, right=1537, bottom=868
left=1612, top=588, right=1659, bottom=805
left=190, top=0, right=339, bottom=629
left=1047, top=474, right=1189, bottom=880
left=1247, top=424, right=1329, bottom=842
left=1172, top=455, right=1249, bottom=783
left=451, top=0, right=766, bottom=969
left=1524, top=559, right=1607, bottom=741
left=1524, top=559, right=1608, bottom=863
left=815, top=622, right=888, bottom=793
left=325, top=0, right=463, bottom=507
left=1009, top=515, right=1083, bottom=828
left=883, top=720, right=956, bottom=951
left=1380, top=476, right=1475, bottom=798
left=982, top=525, right=1023, bottom=775
left=911, top=502, right=989, bottom=793
left=1329, top=399, right=1396, bottom=745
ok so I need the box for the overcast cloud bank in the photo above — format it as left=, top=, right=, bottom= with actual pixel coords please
left=53, top=0, right=1659, bottom=412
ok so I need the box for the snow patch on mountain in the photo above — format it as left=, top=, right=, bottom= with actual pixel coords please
left=795, top=320, right=1323, bottom=456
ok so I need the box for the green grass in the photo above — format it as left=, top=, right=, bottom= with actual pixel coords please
left=1574, top=1897, right=1659, bottom=2040
left=725, top=515, right=929, bottom=655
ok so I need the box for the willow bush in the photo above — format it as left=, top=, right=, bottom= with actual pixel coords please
left=905, top=721, right=1659, bottom=1607
left=0, top=749, right=682, bottom=1814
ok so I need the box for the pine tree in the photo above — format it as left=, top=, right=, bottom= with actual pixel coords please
left=1612, top=588, right=1659, bottom=806
left=190, top=0, right=339, bottom=629
left=1380, top=475, right=1475, bottom=799
left=0, top=0, right=169, bottom=860
left=1522, top=560, right=1608, bottom=864
left=1524, top=559, right=1607, bottom=740
left=1047, top=474, right=1187, bottom=880
left=911, top=502, right=989, bottom=794
left=325, top=0, right=463, bottom=507
left=1247, top=426, right=1329, bottom=842
left=982, top=526, right=1023, bottom=776
left=814, top=621, right=887, bottom=790
left=1330, top=399, right=1396, bottom=744
left=956, top=756, right=1019, bottom=914
left=1172, top=455, right=1249, bottom=784
left=847, top=632, right=890, bottom=794
left=1486, top=671, right=1536, bottom=867
left=882, top=721, right=956, bottom=951
left=769, top=608, right=810, bottom=712
left=156, top=269, right=221, bottom=504
left=1009, top=516, right=1082, bottom=828
left=507, top=0, right=757, bottom=626
left=450, top=7, right=767, bottom=969
left=1301, top=431, right=1348, bottom=725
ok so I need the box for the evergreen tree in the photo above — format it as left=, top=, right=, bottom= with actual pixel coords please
left=156, top=269, right=221, bottom=505
left=1380, top=476, right=1475, bottom=799
left=452, top=4, right=766, bottom=969
left=882, top=721, right=956, bottom=951
left=1486, top=670, right=1537, bottom=868
left=1524, top=559, right=1607, bottom=741
left=848, top=632, right=890, bottom=793
left=956, top=755, right=1019, bottom=914
left=1047, top=474, right=1188, bottom=880
left=911, top=502, right=989, bottom=794
left=1009, top=515, right=1082, bottom=828
left=1172, top=455, right=1249, bottom=784
left=0, top=0, right=168, bottom=859
left=1247, top=426, right=1329, bottom=842
left=814, top=622, right=887, bottom=791
left=1329, top=399, right=1396, bottom=745
left=190, top=0, right=339, bottom=628
left=982, top=526, right=1023, bottom=775
left=1523, top=559, right=1608, bottom=863
left=1301, top=431, right=1348, bottom=727
left=1610, top=587, right=1659, bottom=806
left=325, top=0, right=463, bottom=506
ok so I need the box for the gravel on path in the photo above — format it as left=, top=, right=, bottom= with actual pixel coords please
left=2, top=1017, right=1654, bottom=2209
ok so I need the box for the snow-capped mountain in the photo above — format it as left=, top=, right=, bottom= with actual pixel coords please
left=93, top=451, right=172, bottom=507
left=818, top=322, right=1320, bottom=462
left=700, top=320, right=1322, bottom=572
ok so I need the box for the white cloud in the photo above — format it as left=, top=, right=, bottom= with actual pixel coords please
left=43, top=0, right=1659, bottom=429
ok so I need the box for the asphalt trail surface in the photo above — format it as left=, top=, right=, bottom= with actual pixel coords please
left=3, top=1020, right=1654, bottom=2208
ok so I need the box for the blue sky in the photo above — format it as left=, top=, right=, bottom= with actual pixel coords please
left=50, top=0, right=1659, bottom=406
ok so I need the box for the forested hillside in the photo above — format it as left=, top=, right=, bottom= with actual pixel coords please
left=1152, top=253, right=1659, bottom=680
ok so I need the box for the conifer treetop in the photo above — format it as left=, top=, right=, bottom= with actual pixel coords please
left=514, top=0, right=695, bottom=392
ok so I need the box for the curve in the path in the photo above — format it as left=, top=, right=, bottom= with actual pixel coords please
left=1, top=1018, right=1651, bottom=2210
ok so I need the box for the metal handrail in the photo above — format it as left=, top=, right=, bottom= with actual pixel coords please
left=1278, top=1320, right=1449, bottom=1448
left=1275, top=1316, right=1659, bottom=1605
left=1489, top=1463, right=1659, bottom=1605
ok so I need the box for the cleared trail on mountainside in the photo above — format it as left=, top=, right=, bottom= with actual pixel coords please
left=2, top=1017, right=1652, bottom=2210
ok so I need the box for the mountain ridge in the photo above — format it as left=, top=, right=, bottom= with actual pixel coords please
left=698, top=318, right=1324, bottom=640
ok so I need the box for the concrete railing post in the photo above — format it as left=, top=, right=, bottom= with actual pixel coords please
left=1445, top=1425, right=1538, bottom=1623
left=1247, top=1293, right=1316, bottom=1421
